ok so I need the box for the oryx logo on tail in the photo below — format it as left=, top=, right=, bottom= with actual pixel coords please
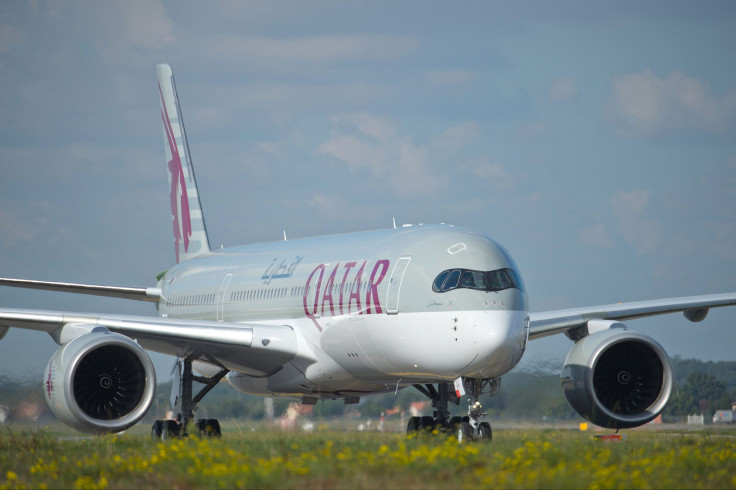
left=156, top=64, right=211, bottom=264
left=159, top=82, right=192, bottom=263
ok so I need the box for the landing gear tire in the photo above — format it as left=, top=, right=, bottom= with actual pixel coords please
left=152, top=419, right=181, bottom=440
left=420, top=416, right=435, bottom=432
left=408, top=416, right=438, bottom=435
left=161, top=420, right=180, bottom=440
left=409, top=380, right=499, bottom=442
left=196, top=418, right=222, bottom=437
left=169, top=358, right=229, bottom=438
left=151, top=420, right=163, bottom=440
left=479, top=421, right=492, bottom=441
left=407, top=416, right=421, bottom=434
left=458, top=422, right=472, bottom=443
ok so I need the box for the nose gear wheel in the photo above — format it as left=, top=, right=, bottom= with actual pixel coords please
left=407, top=378, right=499, bottom=442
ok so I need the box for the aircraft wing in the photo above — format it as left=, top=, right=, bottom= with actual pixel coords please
left=0, top=278, right=161, bottom=303
left=0, top=307, right=297, bottom=376
left=528, top=292, right=736, bottom=340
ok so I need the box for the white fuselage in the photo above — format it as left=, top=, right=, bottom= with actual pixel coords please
left=158, top=224, right=530, bottom=399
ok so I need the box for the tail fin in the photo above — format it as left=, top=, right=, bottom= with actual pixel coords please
left=156, top=64, right=211, bottom=264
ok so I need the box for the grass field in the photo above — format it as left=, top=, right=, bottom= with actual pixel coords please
left=1, top=423, right=735, bottom=489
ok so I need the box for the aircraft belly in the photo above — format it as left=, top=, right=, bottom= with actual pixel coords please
left=227, top=363, right=310, bottom=396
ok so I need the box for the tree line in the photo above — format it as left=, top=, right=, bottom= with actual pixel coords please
left=153, top=356, right=736, bottom=422
left=1, top=357, right=734, bottom=423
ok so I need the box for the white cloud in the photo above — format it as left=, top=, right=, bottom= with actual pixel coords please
left=610, top=70, right=736, bottom=135
left=257, top=141, right=281, bottom=158
left=578, top=221, right=614, bottom=249
left=433, top=122, right=479, bottom=151
left=304, top=193, right=366, bottom=222
left=117, top=0, right=174, bottom=49
left=317, top=113, right=443, bottom=198
left=0, top=24, right=21, bottom=54
left=0, top=208, right=34, bottom=249
left=470, top=158, right=514, bottom=192
left=612, top=188, right=649, bottom=215
left=0, top=145, right=106, bottom=183
left=318, top=133, right=380, bottom=173
left=705, top=223, right=736, bottom=262
left=307, top=193, right=344, bottom=210
left=610, top=189, right=663, bottom=255
left=549, top=77, right=578, bottom=101
left=214, top=35, right=419, bottom=64
left=0, top=202, right=69, bottom=250
left=317, top=113, right=398, bottom=174
left=218, top=82, right=391, bottom=129
left=515, top=121, right=549, bottom=142
left=319, top=116, right=511, bottom=198
left=424, top=70, right=476, bottom=86
left=330, top=113, right=398, bottom=142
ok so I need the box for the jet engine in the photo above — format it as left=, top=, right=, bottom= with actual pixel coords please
left=44, top=328, right=156, bottom=434
left=560, top=324, right=673, bottom=429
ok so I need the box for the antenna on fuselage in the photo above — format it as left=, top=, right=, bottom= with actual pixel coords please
left=283, top=230, right=288, bottom=241
left=392, top=217, right=397, bottom=229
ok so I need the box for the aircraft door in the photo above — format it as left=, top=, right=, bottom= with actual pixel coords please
left=386, top=256, right=411, bottom=314
left=217, top=273, right=233, bottom=321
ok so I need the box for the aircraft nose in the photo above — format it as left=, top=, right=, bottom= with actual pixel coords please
left=467, top=307, right=528, bottom=378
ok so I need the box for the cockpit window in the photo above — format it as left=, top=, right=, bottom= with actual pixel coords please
left=444, top=270, right=461, bottom=291
left=487, top=269, right=514, bottom=290
left=506, top=268, right=525, bottom=292
left=432, top=270, right=450, bottom=292
left=432, top=268, right=524, bottom=293
left=461, top=270, right=487, bottom=290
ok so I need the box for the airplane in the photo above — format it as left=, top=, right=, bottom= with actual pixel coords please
left=1, top=63, right=735, bottom=441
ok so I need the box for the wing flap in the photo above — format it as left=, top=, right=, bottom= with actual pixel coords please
left=528, top=292, right=736, bottom=340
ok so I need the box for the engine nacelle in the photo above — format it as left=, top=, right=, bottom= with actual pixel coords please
left=44, top=329, right=156, bottom=434
left=561, top=324, right=674, bottom=429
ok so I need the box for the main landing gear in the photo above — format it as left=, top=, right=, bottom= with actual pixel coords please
left=406, top=377, right=500, bottom=443
left=151, top=357, right=229, bottom=440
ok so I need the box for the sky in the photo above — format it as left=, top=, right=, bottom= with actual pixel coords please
left=1, top=1, right=735, bottom=385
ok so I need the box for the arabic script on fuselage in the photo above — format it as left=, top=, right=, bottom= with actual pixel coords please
left=261, top=256, right=303, bottom=284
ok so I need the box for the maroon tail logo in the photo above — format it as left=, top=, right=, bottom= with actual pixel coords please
left=159, top=83, right=192, bottom=263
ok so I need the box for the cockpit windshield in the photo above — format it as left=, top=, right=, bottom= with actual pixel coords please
left=432, top=268, right=524, bottom=293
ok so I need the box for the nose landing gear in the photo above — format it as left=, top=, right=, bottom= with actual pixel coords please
left=458, top=400, right=492, bottom=442
left=407, top=377, right=500, bottom=442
